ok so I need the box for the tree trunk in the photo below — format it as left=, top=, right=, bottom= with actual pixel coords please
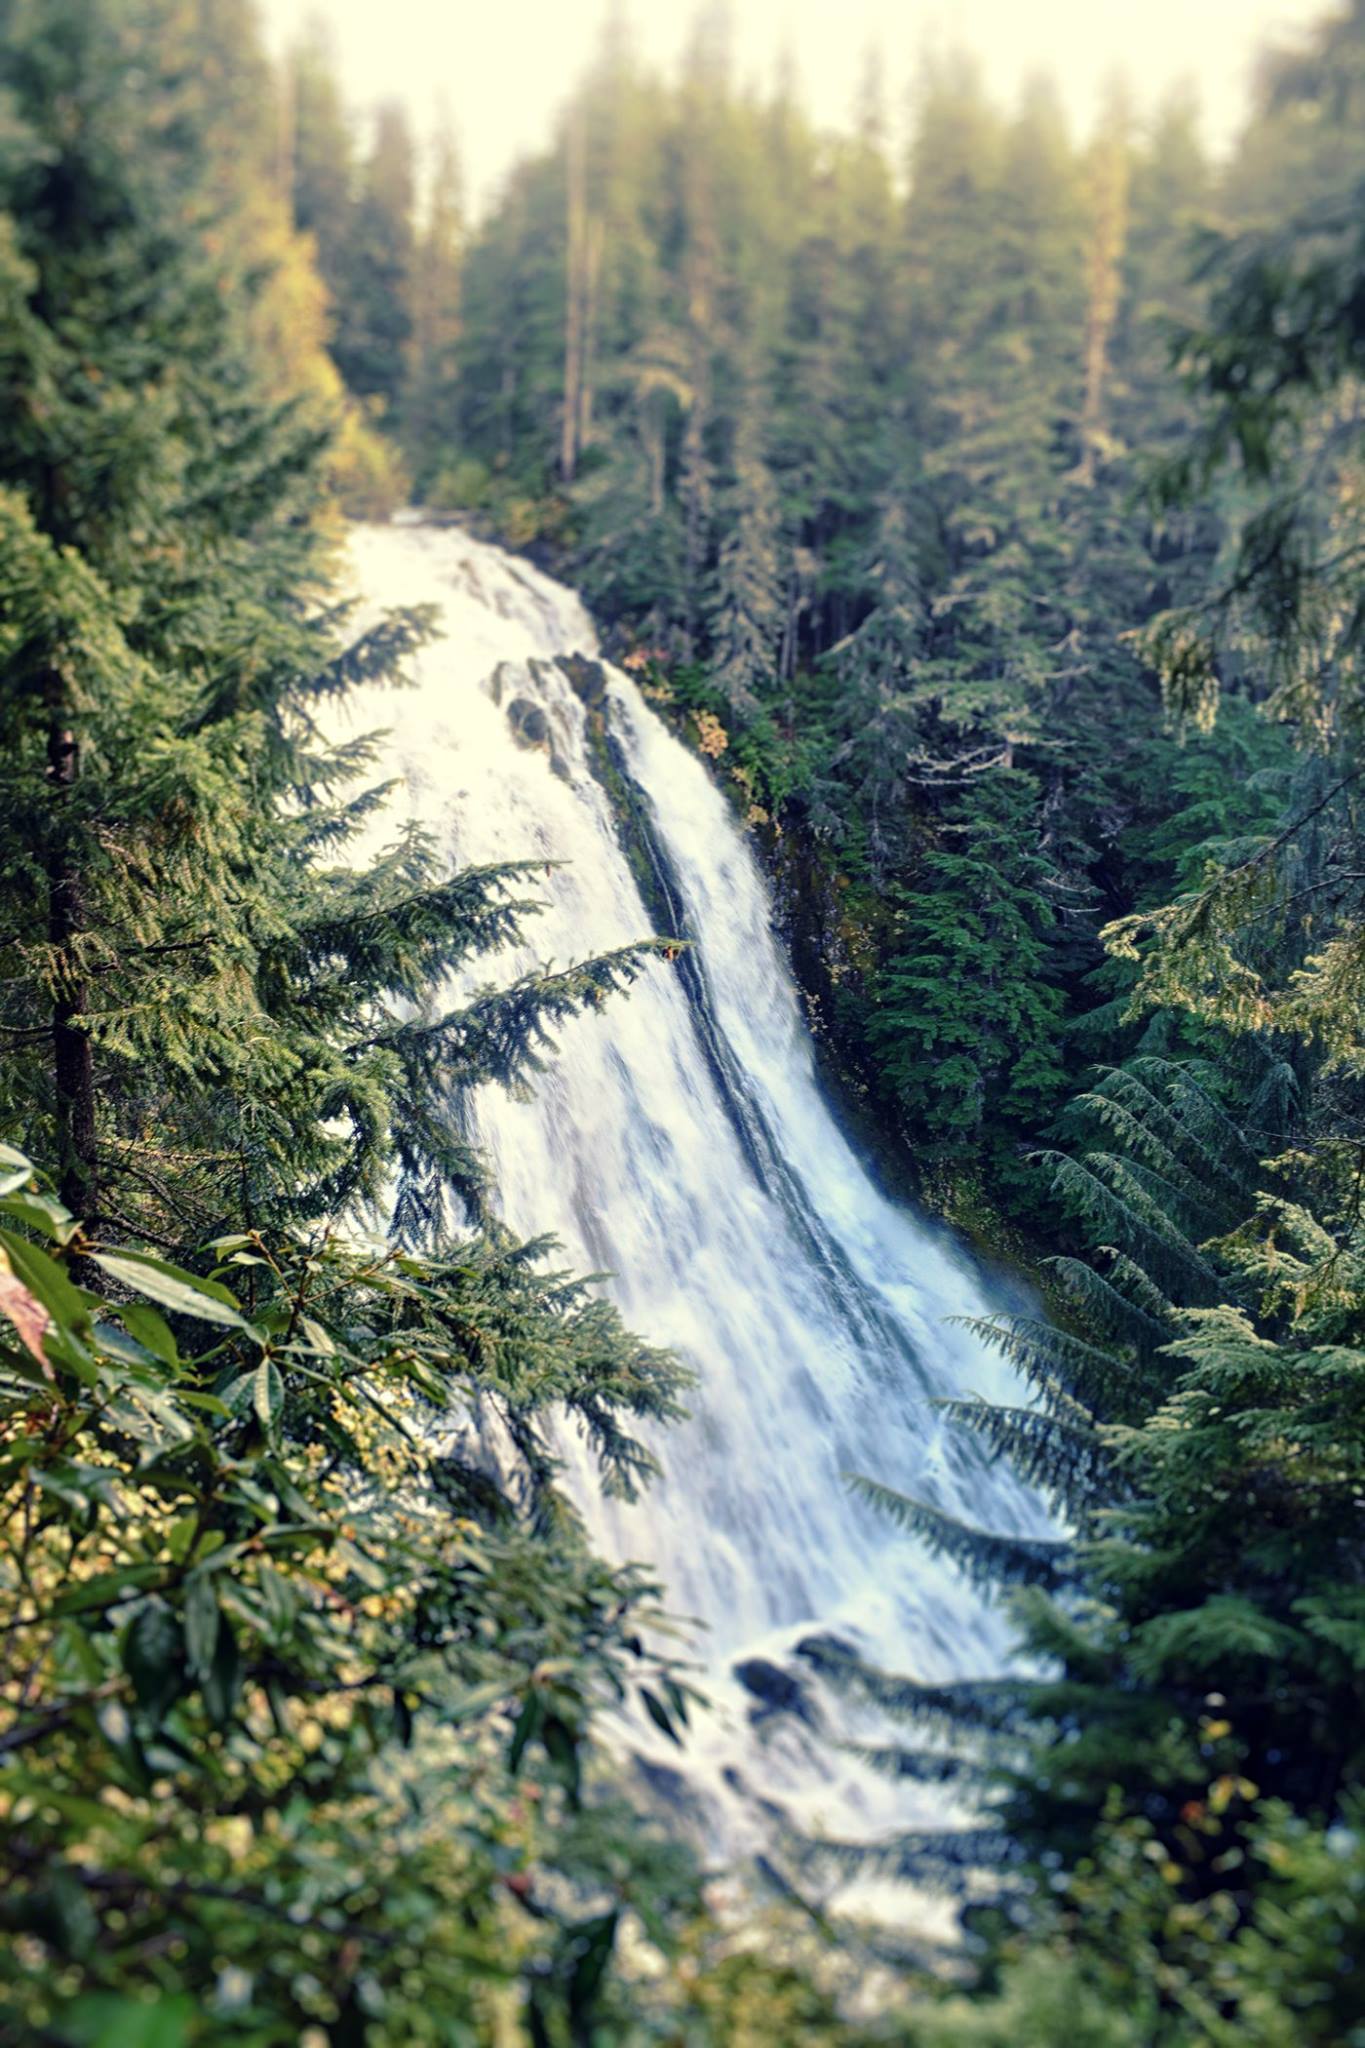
left=44, top=684, right=98, bottom=1225
left=579, top=212, right=605, bottom=455
left=1080, top=120, right=1129, bottom=487
left=561, top=114, right=588, bottom=484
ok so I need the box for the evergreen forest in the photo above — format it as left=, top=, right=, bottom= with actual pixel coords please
left=3, top=0, right=1365, bottom=2041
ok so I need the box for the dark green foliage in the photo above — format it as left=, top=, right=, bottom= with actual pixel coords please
left=865, top=774, right=1068, bottom=1177
left=386, top=26, right=1365, bottom=2030
left=0, top=1147, right=704, bottom=2042
left=330, top=102, right=417, bottom=412
left=402, top=117, right=464, bottom=493
left=843, top=1477, right=1072, bottom=1592
left=287, top=17, right=356, bottom=308
left=838, top=1020, right=1365, bottom=2032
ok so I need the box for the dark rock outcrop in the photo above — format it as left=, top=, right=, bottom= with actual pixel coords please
left=507, top=696, right=550, bottom=748
left=556, top=652, right=608, bottom=707
left=733, top=1655, right=819, bottom=1727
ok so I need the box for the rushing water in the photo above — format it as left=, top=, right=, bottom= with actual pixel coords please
left=340, top=518, right=1045, bottom=1877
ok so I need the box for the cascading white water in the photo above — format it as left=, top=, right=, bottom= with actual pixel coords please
left=339, top=517, right=1046, bottom=1876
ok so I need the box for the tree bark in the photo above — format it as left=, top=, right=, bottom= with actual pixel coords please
left=44, top=682, right=98, bottom=1225
left=561, top=114, right=588, bottom=484
left=1080, top=121, right=1129, bottom=487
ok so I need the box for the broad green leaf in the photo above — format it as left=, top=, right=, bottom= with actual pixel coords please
left=0, top=1345, right=50, bottom=1387
left=508, top=1691, right=543, bottom=1774
left=220, top=1371, right=256, bottom=1417
left=90, top=1320, right=164, bottom=1372
left=448, top=1679, right=511, bottom=1728
left=61, top=1991, right=195, bottom=2048
left=254, top=1560, right=297, bottom=1632
left=118, top=1302, right=179, bottom=1367
left=177, top=1389, right=231, bottom=1417
left=542, top=1713, right=581, bottom=1806
left=639, top=1687, right=682, bottom=1747
left=105, top=1249, right=242, bottom=1309
left=566, top=1909, right=619, bottom=2024
left=333, top=1535, right=385, bottom=1587
left=0, top=1143, right=35, bottom=1197
left=0, top=1188, right=77, bottom=1243
left=0, top=1227, right=89, bottom=1331
left=184, top=1572, right=220, bottom=1682
left=107, top=1385, right=196, bottom=1453
left=253, top=1357, right=285, bottom=1428
left=32, top=1462, right=119, bottom=1514
left=43, top=1322, right=102, bottom=1388
left=41, top=1865, right=99, bottom=1953
left=255, top=1525, right=328, bottom=1557
left=94, top=1698, right=152, bottom=1793
left=123, top=1600, right=186, bottom=1723
left=92, top=1252, right=259, bottom=1336
left=202, top=1613, right=242, bottom=1728
left=59, top=1619, right=105, bottom=1685
left=54, top=1562, right=168, bottom=1616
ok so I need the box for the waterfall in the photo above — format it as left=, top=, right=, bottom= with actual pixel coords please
left=339, top=517, right=1045, bottom=1877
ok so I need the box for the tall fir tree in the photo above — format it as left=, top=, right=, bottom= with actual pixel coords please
left=331, top=100, right=416, bottom=414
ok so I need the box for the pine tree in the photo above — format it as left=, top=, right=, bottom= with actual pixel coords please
left=456, top=150, right=568, bottom=498
left=285, top=14, right=356, bottom=293
left=830, top=1046, right=1365, bottom=1935
left=402, top=113, right=465, bottom=492
left=675, top=15, right=726, bottom=657
left=867, top=774, right=1069, bottom=1169
left=1117, top=6, right=1365, bottom=1063
left=330, top=100, right=417, bottom=413
left=706, top=357, right=783, bottom=716
left=1078, top=83, right=1132, bottom=485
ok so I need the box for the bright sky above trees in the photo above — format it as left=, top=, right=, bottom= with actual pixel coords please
left=259, top=0, right=1328, bottom=210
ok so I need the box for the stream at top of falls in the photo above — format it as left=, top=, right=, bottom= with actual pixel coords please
left=338, top=517, right=1049, bottom=1909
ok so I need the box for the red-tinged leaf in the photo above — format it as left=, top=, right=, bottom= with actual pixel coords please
left=0, top=1245, right=51, bottom=1374
left=0, top=1228, right=90, bottom=1332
